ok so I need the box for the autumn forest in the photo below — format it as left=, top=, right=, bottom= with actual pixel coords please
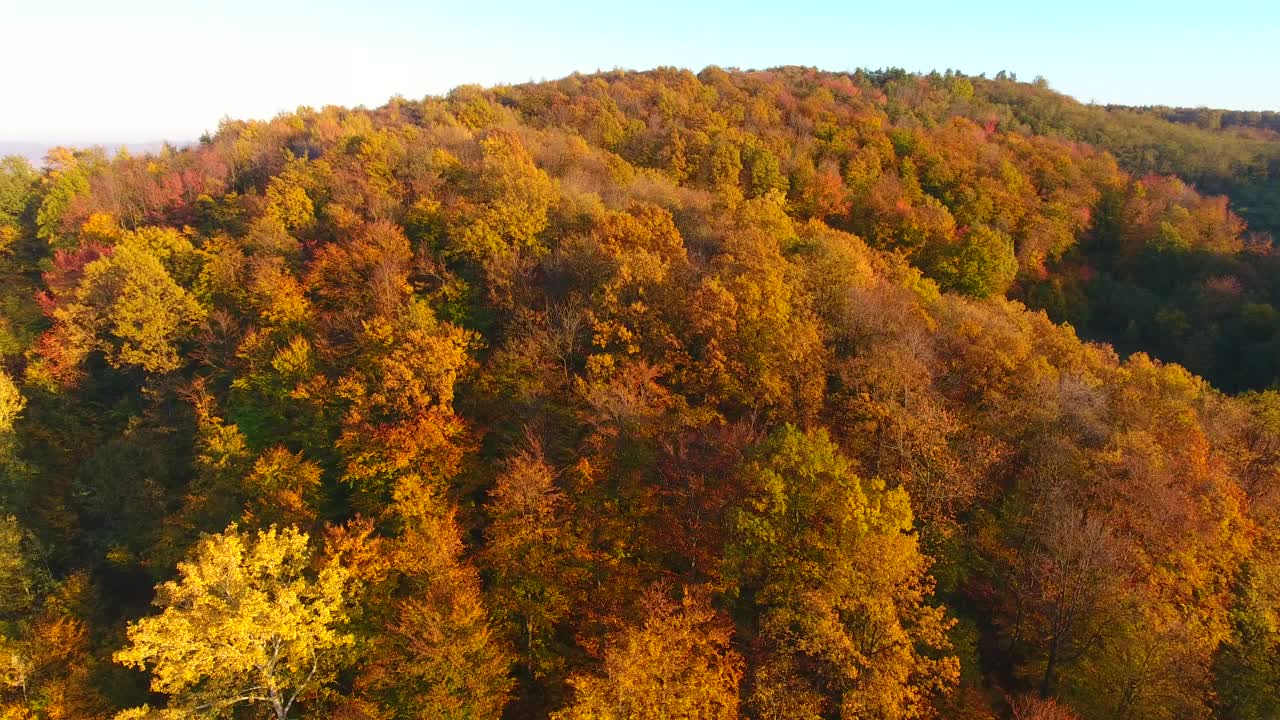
left=0, top=66, right=1279, bottom=719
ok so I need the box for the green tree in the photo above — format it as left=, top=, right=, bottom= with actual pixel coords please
left=0, top=156, right=37, bottom=253
left=1214, top=555, right=1280, bottom=720
left=922, top=224, right=1018, bottom=298
left=35, top=148, right=97, bottom=249
left=0, top=515, right=38, bottom=617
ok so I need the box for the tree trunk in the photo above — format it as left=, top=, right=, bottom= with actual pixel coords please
left=1040, top=635, right=1059, bottom=697
left=270, top=685, right=287, bottom=720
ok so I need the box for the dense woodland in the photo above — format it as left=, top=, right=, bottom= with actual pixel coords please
left=0, top=66, right=1278, bottom=720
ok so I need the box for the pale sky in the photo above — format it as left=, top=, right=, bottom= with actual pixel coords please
left=2, top=0, right=1277, bottom=143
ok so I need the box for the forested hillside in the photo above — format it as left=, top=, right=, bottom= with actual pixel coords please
left=0, top=66, right=1277, bottom=720
left=955, top=75, right=1280, bottom=390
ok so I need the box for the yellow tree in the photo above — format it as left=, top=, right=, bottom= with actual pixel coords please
left=552, top=588, right=742, bottom=720
left=114, top=525, right=351, bottom=720
left=330, top=479, right=514, bottom=719
left=444, top=129, right=556, bottom=306
left=0, top=371, right=28, bottom=499
left=0, top=369, right=22, bottom=435
left=29, top=228, right=205, bottom=386
left=335, top=301, right=476, bottom=512
left=0, top=573, right=109, bottom=720
left=482, top=439, right=589, bottom=683
left=725, top=425, right=958, bottom=720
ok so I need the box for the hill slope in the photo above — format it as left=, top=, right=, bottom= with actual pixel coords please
left=0, top=67, right=1277, bottom=719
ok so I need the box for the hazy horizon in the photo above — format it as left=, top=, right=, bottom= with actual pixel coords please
left=4, top=0, right=1277, bottom=144
left=3, top=64, right=1275, bottom=154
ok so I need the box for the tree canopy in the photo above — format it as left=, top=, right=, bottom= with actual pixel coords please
left=0, top=66, right=1276, bottom=719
